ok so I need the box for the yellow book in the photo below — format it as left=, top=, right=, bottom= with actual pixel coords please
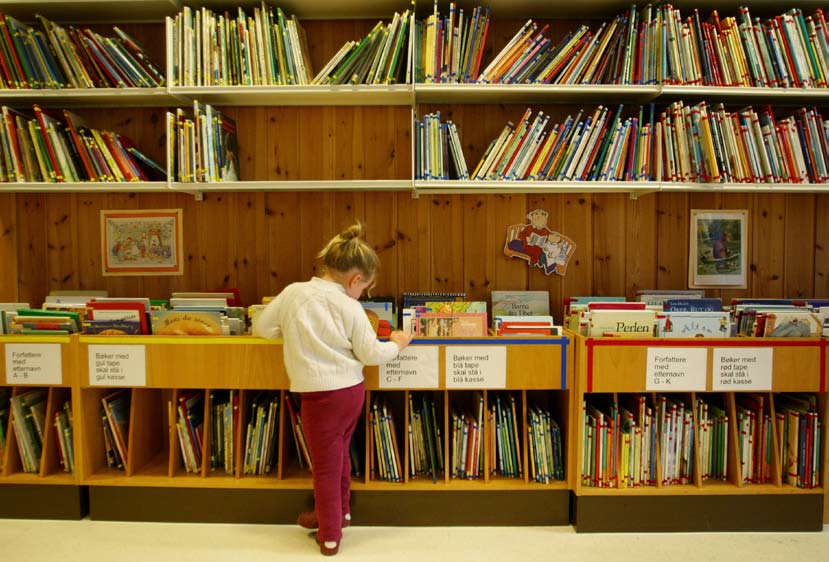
left=91, top=128, right=124, bottom=181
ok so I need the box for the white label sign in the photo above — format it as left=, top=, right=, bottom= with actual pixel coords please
left=5, top=344, right=62, bottom=385
left=646, top=348, right=708, bottom=391
left=88, top=345, right=146, bottom=386
left=712, top=347, right=773, bottom=391
left=380, top=346, right=439, bottom=389
left=445, top=346, right=507, bottom=389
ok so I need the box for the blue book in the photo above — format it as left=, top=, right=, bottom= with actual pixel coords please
left=664, top=298, right=723, bottom=312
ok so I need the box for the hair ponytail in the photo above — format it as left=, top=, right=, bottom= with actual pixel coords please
left=317, top=222, right=380, bottom=278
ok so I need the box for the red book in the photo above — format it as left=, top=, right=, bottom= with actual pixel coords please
left=32, top=105, right=64, bottom=182
left=62, top=110, right=98, bottom=181
left=87, top=300, right=149, bottom=334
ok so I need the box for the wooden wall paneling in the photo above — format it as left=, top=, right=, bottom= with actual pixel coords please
left=430, top=195, right=465, bottom=292
left=718, top=193, right=753, bottom=304
left=560, top=193, right=593, bottom=318
left=656, top=192, right=689, bottom=290
left=396, top=193, right=432, bottom=293
left=45, top=194, right=79, bottom=293
left=489, top=194, right=529, bottom=292
left=198, top=192, right=237, bottom=292
left=16, top=194, right=47, bottom=306
left=303, top=20, right=377, bottom=80
left=624, top=193, right=658, bottom=300
left=592, top=193, right=627, bottom=297
left=75, top=194, right=106, bottom=293
left=321, top=106, right=338, bottom=179
left=268, top=107, right=300, bottom=181
left=394, top=106, right=411, bottom=179
left=783, top=194, right=816, bottom=299
left=0, top=194, right=17, bottom=301
left=299, top=192, right=336, bottom=280
left=263, top=192, right=302, bottom=297
left=462, top=194, right=491, bottom=302
left=816, top=194, right=829, bottom=297
left=751, top=194, right=785, bottom=297
left=526, top=194, right=564, bottom=318
left=234, top=191, right=265, bottom=306
left=363, top=193, right=398, bottom=297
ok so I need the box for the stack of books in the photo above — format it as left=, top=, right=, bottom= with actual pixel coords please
left=370, top=396, right=403, bottom=482
left=407, top=393, right=443, bottom=482
left=209, top=390, right=238, bottom=474
left=696, top=396, right=729, bottom=481
left=284, top=393, right=312, bottom=471
left=168, top=101, right=238, bottom=183
left=415, top=3, right=490, bottom=84
left=170, top=4, right=313, bottom=87
left=54, top=399, right=74, bottom=474
left=527, top=404, right=564, bottom=483
left=242, top=391, right=279, bottom=475
left=733, top=299, right=824, bottom=337
left=617, top=395, right=657, bottom=488
left=735, top=394, right=772, bottom=484
left=583, top=395, right=619, bottom=488
left=450, top=393, right=483, bottom=479
left=6, top=308, right=81, bottom=334
left=488, top=393, right=522, bottom=479
left=0, top=106, right=165, bottom=183
left=313, top=10, right=412, bottom=85
left=175, top=390, right=204, bottom=473
left=415, top=111, right=468, bottom=180
left=10, top=388, right=47, bottom=473
left=776, top=393, right=821, bottom=489
left=655, top=395, right=694, bottom=486
left=102, top=389, right=130, bottom=471
left=0, top=14, right=164, bottom=89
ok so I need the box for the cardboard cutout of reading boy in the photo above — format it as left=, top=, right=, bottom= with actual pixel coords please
left=504, top=209, right=576, bottom=276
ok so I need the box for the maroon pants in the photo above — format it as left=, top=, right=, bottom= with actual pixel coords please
left=301, top=381, right=365, bottom=543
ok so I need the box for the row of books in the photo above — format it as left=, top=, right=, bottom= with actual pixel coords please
left=0, top=387, right=8, bottom=469
left=102, top=389, right=129, bottom=471
left=735, top=394, right=772, bottom=484
left=527, top=405, right=564, bottom=483
left=284, top=392, right=311, bottom=471
left=415, top=111, right=468, bottom=180
left=175, top=390, right=204, bottom=473
left=209, top=390, right=238, bottom=474
left=168, top=101, right=238, bottom=183
left=489, top=393, right=522, bottom=478
left=370, top=396, right=403, bottom=482
left=696, top=397, right=729, bottom=481
left=0, top=14, right=163, bottom=89
left=416, top=3, right=489, bottom=84
left=776, top=394, right=821, bottom=489
left=0, top=105, right=165, bottom=183
left=242, top=391, right=279, bottom=475
left=655, top=395, right=694, bottom=486
left=438, top=102, right=829, bottom=184
left=451, top=394, right=484, bottom=479
left=170, top=4, right=312, bottom=87
left=10, top=388, right=46, bottom=473
left=408, top=393, right=443, bottom=481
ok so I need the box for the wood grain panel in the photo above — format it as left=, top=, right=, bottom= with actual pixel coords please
left=363, top=193, right=398, bottom=296
left=526, top=194, right=563, bottom=316
left=560, top=193, right=593, bottom=319
left=462, top=194, right=490, bottom=302
left=592, top=193, right=626, bottom=297
left=816, top=194, right=829, bottom=298
left=430, top=195, right=465, bottom=292
left=656, top=192, right=689, bottom=290
left=719, top=193, right=753, bottom=304
left=396, top=193, right=432, bottom=293
left=489, top=194, right=529, bottom=292
left=784, top=195, right=815, bottom=299
left=752, top=194, right=785, bottom=297
left=625, top=194, right=657, bottom=300
left=15, top=194, right=47, bottom=306
left=0, top=194, right=17, bottom=301
left=45, top=194, right=79, bottom=292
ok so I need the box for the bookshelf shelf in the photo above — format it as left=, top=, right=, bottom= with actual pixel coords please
left=414, top=84, right=660, bottom=105
left=0, top=0, right=180, bottom=22
left=659, top=86, right=829, bottom=104
left=0, top=182, right=171, bottom=193
left=0, top=472, right=77, bottom=485
left=413, top=180, right=659, bottom=197
left=170, top=180, right=413, bottom=196
left=0, top=88, right=182, bottom=108
left=170, top=85, right=414, bottom=107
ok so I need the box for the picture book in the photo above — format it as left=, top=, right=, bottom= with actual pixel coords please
left=416, top=313, right=488, bottom=337
left=491, top=291, right=550, bottom=318
left=87, top=300, right=149, bottom=334
left=762, top=312, right=822, bottom=338
left=588, top=310, right=657, bottom=337
left=636, top=289, right=705, bottom=306
left=664, top=298, right=723, bottom=312
left=657, top=312, right=730, bottom=338
left=402, top=292, right=465, bottom=308
left=425, top=301, right=487, bottom=314
left=361, top=300, right=396, bottom=330
left=83, top=319, right=143, bottom=335
left=151, top=310, right=223, bottom=335
left=494, top=315, right=560, bottom=336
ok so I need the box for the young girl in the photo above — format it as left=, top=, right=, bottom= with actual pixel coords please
left=253, top=223, right=412, bottom=556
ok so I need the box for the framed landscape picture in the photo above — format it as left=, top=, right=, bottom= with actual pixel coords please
left=101, top=209, right=184, bottom=276
left=688, top=209, right=748, bottom=289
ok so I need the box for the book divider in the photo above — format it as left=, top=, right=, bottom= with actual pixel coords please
left=77, top=387, right=110, bottom=479
left=690, top=392, right=702, bottom=488
left=276, top=389, right=287, bottom=480
left=237, top=389, right=252, bottom=477
left=39, top=386, right=70, bottom=477
left=443, top=389, right=450, bottom=484
left=127, top=388, right=167, bottom=477
left=768, top=393, right=783, bottom=487
left=3, top=387, right=23, bottom=476
left=167, top=388, right=179, bottom=477
left=0, top=387, right=7, bottom=473
left=200, top=389, right=210, bottom=478
left=403, top=390, right=410, bottom=483
left=726, top=392, right=742, bottom=489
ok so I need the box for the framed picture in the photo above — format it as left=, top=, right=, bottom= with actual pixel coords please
left=101, top=209, right=184, bottom=276
left=689, top=209, right=748, bottom=288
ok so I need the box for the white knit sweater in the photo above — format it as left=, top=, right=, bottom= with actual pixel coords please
left=252, top=277, right=400, bottom=392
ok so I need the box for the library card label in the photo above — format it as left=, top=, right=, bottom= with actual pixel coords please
left=445, top=346, right=506, bottom=389
left=712, top=348, right=772, bottom=391
left=646, top=348, right=707, bottom=391
left=5, top=343, right=62, bottom=385
left=89, top=345, right=146, bottom=387
left=380, top=346, right=439, bottom=389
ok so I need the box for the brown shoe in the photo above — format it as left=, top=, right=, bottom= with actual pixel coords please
left=317, top=539, right=339, bottom=556
left=297, top=511, right=351, bottom=530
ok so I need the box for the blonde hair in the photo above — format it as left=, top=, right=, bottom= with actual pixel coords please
left=317, top=223, right=379, bottom=278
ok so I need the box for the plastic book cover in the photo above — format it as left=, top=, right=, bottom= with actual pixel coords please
left=416, top=312, right=487, bottom=337
left=763, top=312, right=822, bottom=337
left=635, top=289, right=705, bottom=306
left=588, top=310, right=656, bottom=337
left=657, top=312, right=730, bottom=338
left=664, top=298, right=723, bottom=312
left=360, top=299, right=396, bottom=330
left=151, top=310, right=223, bottom=335
left=425, top=301, right=487, bottom=314
left=83, top=318, right=143, bottom=335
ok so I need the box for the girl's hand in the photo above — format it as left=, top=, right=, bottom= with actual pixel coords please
left=389, top=330, right=414, bottom=351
